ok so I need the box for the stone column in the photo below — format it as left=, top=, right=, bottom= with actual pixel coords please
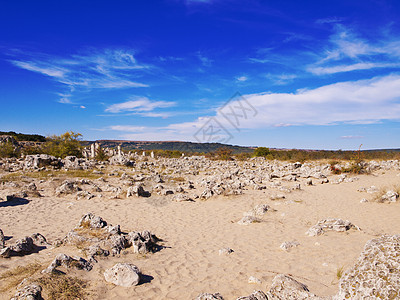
left=91, top=144, right=95, bottom=159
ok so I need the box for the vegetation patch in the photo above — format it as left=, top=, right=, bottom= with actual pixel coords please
left=36, top=273, right=88, bottom=300
left=0, top=262, right=42, bottom=293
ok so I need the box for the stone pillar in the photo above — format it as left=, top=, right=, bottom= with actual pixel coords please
left=118, top=145, right=121, bottom=157
left=150, top=151, right=154, bottom=158
left=91, top=144, right=95, bottom=159
left=142, top=151, right=145, bottom=156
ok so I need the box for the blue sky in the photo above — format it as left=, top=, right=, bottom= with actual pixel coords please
left=1, top=0, right=400, bottom=150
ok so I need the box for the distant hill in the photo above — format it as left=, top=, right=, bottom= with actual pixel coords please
left=86, top=140, right=256, bottom=154
left=0, top=131, right=46, bottom=142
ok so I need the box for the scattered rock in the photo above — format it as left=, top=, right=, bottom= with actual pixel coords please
left=218, top=248, right=234, bottom=255
left=196, top=293, right=224, bottom=300
left=236, top=290, right=268, bottom=300
left=55, top=180, right=81, bottom=196
left=42, top=253, right=92, bottom=273
left=237, top=215, right=259, bottom=225
left=280, top=241, right=300, bottom=251
left=380, top=190, right=399, bottom=203
left=104, top=263, right=141, bottom=287
left=269, top=274, right=321, bottom=299
left=306, top=218, right=360, bottom=236
left=248, top=276, right=262, bottom=284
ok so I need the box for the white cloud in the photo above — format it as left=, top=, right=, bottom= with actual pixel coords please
left=308, top=62, right=400, bottom=75
left=307, top=25, right=400, bottom=75
left=11, top=61, right=66, bottom=78
left=107, top=75, right=400, bottom=141
left=9, top=49, right=149, bottom=103
left=236, top=76, right=248, bottom=82
left=105, top=97, right=176, bottom=113
left=266, top=73, right=297, bottom=85
left=109, top=125, right=146, bottom=132
left=341, top=135, right=364, bottom=139
left=196, top=52, right=212, bottom=67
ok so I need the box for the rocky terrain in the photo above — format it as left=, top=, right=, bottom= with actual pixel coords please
left=0, top=152, right=399, bottom=299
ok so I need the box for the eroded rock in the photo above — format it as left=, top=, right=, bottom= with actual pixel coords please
left=104, top=263, right=141, bottom=287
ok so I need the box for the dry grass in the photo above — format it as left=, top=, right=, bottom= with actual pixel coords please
left=0, top=262, right=43, bottom=293
left=74, top=227, right=109, bottom=240
left=336, top=266, right=345, bottom=280
left=36, top=273, right=88, bottom=300
left=172, top=176, right=185, bottom=182
left=0, top=169, right=102, bottom=183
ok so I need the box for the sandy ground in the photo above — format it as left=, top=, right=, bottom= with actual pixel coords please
left=0, top=169, right=399, bottom=299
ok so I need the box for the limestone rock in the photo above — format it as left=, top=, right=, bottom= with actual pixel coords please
left=24, top=154, right=60, bottom=170
left=109, top=155, right=134, bottom=166
left=11, top=283, right=42, bottom=300
left=42, top=253, right=92, bottom=273
left=269, top=274, right=320, bottom=299
left=126, top=183, right=149, bottom=197
left=306, top=218, right=360, bottom=236
left=380, top=190, right=399, bottom=203
left=335, top=235, right=400, bottom=299
left=238, top=215, right=259, bottom=225
left=196, top=293, right=224, bottom=300
left=218, top=248, right=234, bottom=255
left=55, top=180, right=82, bottom=196
left=128, top=231, right=159, bottom=254
left=280, top=241, right=300, bottom=251
left=0, top=229, right=4, bottom=248
left=236, top=290, right=268, bottom=300
left=78, top=212, right=107, bottom=229
left=104, top=263, right=141, bottom=287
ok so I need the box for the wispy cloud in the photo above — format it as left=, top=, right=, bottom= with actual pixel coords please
left=341, top=135, right=364, bottom=139
left=196, top=52, right=212, bottom=67
left=105, top=96, right=176, bottom=114
left=307, top=25, right=400, bottom=75
left=266, top=73, right=297, bottom=85
left=106, top=75, right=400, bottom=141
left=236, top=75, right=248, bottom=82
left=9, top=49, right=149, bottom=103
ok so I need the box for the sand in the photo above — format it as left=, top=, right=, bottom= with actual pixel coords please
left=0, top=169, right=399, bottom=299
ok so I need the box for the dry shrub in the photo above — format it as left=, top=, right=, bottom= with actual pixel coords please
left=0, top=262, right=42, bottom=293
left=37, top=273, right=87, bottom=300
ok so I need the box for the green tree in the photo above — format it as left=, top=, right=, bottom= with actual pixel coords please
left=0, top=141, right=19, bottom=158
left=44, top=131, right=83, bottom=158
left=95, top=147, right=108, bottom=161
left=253, top=147, right=271, bottom=157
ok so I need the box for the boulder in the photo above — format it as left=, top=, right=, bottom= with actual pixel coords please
left=42, top=253, right=92, bottom=273
left=269, top=274, right=321, bottom=299
left=109, top=155, right=134, bottom=166
left=104, top=263, right=141, bottom=287
left=128, top=231, right=159, bottom=254
left=335, top=235, right=400, bottom=299
left=24, top=154, right=60, bottom=170
left=55, top=180, right=82, bottom=196
left=78, top=212, right=107, bottom=229
left=11, top=283, right=43, bottom=300
left=306, top=218, right=360, bottom=236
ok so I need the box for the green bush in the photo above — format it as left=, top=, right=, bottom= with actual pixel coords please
left=44, top=131, right=83, bottom=158
left=253, top=147, right=271, bottom=157
left=0, top=141, right=19, bottom=158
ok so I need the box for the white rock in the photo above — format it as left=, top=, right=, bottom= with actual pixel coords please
left=104, top=263, right=141, bottom=287
left=248, top=276, right=262, bottom=284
